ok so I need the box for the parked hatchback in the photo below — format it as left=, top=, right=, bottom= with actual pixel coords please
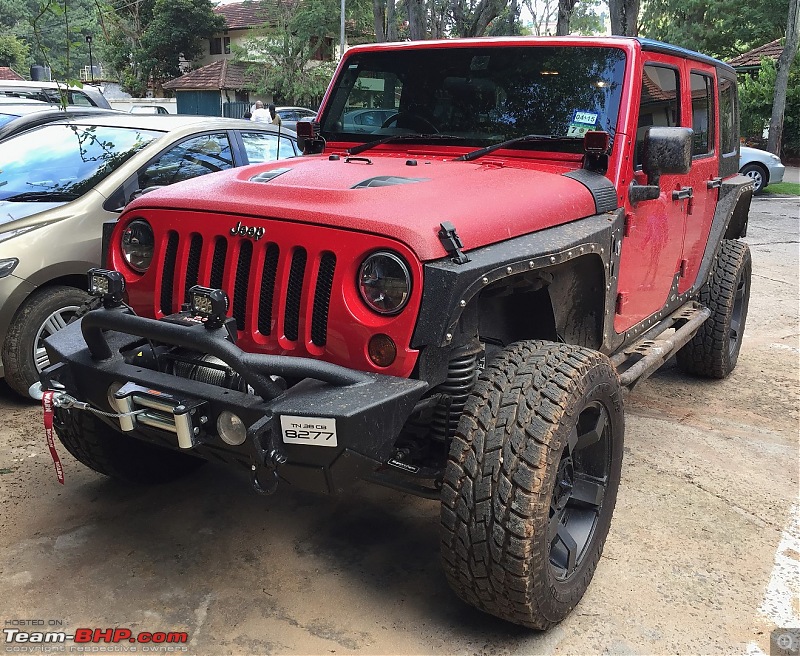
left=0, top=115, right=299, bottom=398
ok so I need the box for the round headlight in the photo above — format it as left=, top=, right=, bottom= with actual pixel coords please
left=358, top=251, right=411, bottom=315
left=121, top=219, right=154, bottom=273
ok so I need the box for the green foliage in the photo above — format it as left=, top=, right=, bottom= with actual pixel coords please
left=100, top=0, right=224, bottom=96
left=0, top=35, right=32, bottom=69
left=569, top=0, right=605, bottom=35
left=739, top=57, right=800, bottom=157
left=235, top=0, right=366, bottom=107
left=640, top=0, right=790, bottom=60
left=0, top=0, right=100, bottom=80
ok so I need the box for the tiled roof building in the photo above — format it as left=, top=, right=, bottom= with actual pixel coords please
left=728, top=39, right=783, bottom=71
left=0, top=67, right=24, bottom=81
left=163, top=59, right=254, bottom=91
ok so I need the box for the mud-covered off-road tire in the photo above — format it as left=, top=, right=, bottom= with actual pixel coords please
left=54, top=408, right=204, bottom=484
left=440, top=341, right=624, bottom=629
left=677, top=239, right=751, bottom=378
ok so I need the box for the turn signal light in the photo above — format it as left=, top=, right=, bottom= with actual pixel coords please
left=368, top=334, right=397, bottom=368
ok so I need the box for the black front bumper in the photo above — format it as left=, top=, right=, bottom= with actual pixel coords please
left=43, top=308, right=428, bottom=494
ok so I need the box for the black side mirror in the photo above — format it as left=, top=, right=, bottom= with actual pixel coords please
left=296, top=120, right=324, bottom=154
left=630, top=127, right=693, bottom=203
left=127, top=185, right=164, bottom=205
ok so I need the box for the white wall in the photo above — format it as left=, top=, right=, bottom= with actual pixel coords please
left=109, top=98, right=177, bottom=114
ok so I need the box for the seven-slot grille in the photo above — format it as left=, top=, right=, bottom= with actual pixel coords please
left=158, top=231, right=336, bottom=347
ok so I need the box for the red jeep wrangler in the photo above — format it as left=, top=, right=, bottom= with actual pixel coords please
left=41, top=37, right=753, bottom=629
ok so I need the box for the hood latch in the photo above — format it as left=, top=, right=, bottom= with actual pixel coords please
left=438, top=222, right=470, bottom=265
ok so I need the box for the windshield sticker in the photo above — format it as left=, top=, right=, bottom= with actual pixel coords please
left=568, top=110, right=600, bottom=137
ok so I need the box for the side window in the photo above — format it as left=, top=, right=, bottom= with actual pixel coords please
left=68, top=91, right=93, bottom=107
left=636, top=65, right=680, bottom=167
left=690, top=72, right=714, bottom=156
left=719, top=77, right=737, bottom=155
left=139, top=133, right=233, bottom=188
left=209, top=38, right=222, bottom=55
left=240, top=132, right=297, bottom=163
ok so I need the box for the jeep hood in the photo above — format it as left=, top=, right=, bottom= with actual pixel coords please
left=128, top=155, right=602, bottom=261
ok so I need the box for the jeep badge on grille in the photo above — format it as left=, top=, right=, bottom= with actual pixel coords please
left=230, top=221, right=265, bottom=241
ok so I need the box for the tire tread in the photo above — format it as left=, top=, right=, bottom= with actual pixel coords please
left=440, top=341, right=623, bottom=629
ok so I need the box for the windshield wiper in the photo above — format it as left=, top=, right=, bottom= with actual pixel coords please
left=454, top=134, right=581, bottom=162
left=347, top=134, right=465, bottom=156
left=2, top=191, right=78, bottom=202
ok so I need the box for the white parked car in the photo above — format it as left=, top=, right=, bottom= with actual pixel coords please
left=739, top=146, right=785, bottom=194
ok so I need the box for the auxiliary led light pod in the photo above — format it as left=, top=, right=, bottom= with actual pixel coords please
left=188, top=285, right=230, bottom=329
left=87, top=268, right=126, bottom=308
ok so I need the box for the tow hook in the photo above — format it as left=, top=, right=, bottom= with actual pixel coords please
left=250, top=430, right=287, bottom=495
left=251, top=449, right=287, bottom=496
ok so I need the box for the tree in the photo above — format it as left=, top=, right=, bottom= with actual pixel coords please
left=556, top=0, right=577, bottom=35
left=608, top=0, right=638, bottom=35
left=0, top=0, right=101, bottom=81
left=100, top=0, right=224, bottom=96
left=740, top=57, right=800, bottom=157
left=768, top=0, right=800, bottom=154
left=569, top=0, right=605, bottom=35
left=459, top=0, right=512, bottom=36
left=373, top=0, right=399, bottom=41
left=406, top=0, right=427, bottom=38
left=0, top=35, right=31, bottom=70
left=235, top=0, right=345, bottom=107
left=639, top=0, right=789, bottom=60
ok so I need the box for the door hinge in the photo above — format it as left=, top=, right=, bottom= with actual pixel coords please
left=672, top=186, right=693, bottom=201
left=680, top=259, right=689, bottom=277
left=615, top=292, right=627, bottom=314
left=623, top=212, right=634, bottom=237
left=438, top=222, right=470, bottom=264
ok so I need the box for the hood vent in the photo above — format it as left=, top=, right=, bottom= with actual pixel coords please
left=352, top=176, right=429, bottom=189
left=249, top=168, right=293, bottom=183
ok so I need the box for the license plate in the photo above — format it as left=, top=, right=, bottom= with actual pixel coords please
left=280, top=415, right=338, bottom=447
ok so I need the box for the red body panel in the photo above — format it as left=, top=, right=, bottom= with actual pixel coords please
left=126, top=154, right=598, bottom=263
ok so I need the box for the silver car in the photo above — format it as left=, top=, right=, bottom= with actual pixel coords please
left=739, top=145, right=785, bottom=194
left=0, top=80, right=112, bottom=109
left=0, top=114, right=299, bottom=398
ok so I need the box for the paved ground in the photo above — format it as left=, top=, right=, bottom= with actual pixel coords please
left=782, top=166, right=800, bottom=185
left=1, top=195, right=798, bottom=655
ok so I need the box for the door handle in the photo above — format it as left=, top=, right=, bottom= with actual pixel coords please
left=672, top=187, right=693, bottom=201
left=707, top=177, right=722, bottom=189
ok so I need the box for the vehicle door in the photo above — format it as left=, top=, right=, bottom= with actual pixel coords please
left=615, top=58, right=690, bottom=333
left=678, top=65, right=719, bottom=294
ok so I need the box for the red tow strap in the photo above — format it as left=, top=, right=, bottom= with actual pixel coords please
left=42, top=390, right=65, bottom=485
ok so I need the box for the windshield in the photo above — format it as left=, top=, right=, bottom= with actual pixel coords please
left=321, top=45, right=627, bottom=153
left=0, top=112, right=20, bottom=128
left=0, top=124, right=161, bottom=202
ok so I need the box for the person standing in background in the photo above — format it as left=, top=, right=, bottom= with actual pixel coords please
left=268, top=104, right=282, bottom=129
left=251, top=100, right=271, bottom=123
